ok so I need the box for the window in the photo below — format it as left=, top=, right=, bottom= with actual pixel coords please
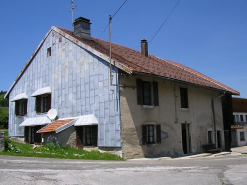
left=240, top=132, right=245, bottom=141
left=142, top=124, right=161, bottom=145
left=15, top=99, right=27, bottom=117
left=180, top=87, right=188, bottom=108
left=136, top=79, right=159, bottom=106
left=76, top=126, right=98, bottom=148
left=246, top=115, right=247, bottom=122
left=47, top=47, right=51, bottom=57
left=240, top=115, right=244, bottom=122
left=36, top=94, right=51, bottom=114
left=208, top=131, right=212, bottom=144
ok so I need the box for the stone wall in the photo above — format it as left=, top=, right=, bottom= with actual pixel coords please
left=119, top=74, right=225, bottom=159
left=0, top=132, right=4, bottom=152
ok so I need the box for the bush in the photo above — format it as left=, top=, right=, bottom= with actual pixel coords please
left=4, top=139, right=21, bottom=153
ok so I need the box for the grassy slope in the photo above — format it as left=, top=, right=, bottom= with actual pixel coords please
left=0, top=138, right=124, bottom=161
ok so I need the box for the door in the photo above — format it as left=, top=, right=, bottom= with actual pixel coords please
left=217, top=130, right=222, bottom=148
left=181, top=123, right=191, bottom=154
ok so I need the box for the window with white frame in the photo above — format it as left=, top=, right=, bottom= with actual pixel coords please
left=240, top=131, right=245, bottom=141
left=142, top=124, right=161, bottom=145
left=15, top=99, right=28, bottom=117
left=136, top=79, right=159, bottom=106
left=36, top=94, right=51, bottom=114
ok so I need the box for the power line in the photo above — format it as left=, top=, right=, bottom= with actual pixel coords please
left=149, top=0, right=181, bottom=44
left=99, top=0, right=128, bottom=38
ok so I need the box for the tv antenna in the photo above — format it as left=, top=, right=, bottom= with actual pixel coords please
left=69, top=0, right=77, bottom=30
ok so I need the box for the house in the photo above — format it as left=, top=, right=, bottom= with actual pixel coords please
left=231, top=97, right=247, bottom=147
left=4, top=17, right=239, bottom=158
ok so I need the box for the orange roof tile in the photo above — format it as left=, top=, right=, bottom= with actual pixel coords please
left=37, top=119, right=74, bottom=133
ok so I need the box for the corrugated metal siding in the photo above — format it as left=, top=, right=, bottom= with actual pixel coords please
left=8, top=31, right=121, bottom=147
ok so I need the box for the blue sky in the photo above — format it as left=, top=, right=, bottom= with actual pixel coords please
left=0, top=0, right=246, bottom=97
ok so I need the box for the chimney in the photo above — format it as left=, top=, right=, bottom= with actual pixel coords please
left=141, top=39, right=148, bottom=57
left=73, top=17, right=91, bottom=40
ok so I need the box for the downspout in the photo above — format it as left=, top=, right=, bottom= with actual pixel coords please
left=211, top=92, right=225, bottom=148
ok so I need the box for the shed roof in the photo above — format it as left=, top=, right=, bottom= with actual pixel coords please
left=37, top=119, right=75, bottom=133
left=4, top=26, right=239, bottom=98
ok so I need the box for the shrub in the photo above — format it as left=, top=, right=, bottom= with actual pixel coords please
left=45, top=135, right=60, bottom=149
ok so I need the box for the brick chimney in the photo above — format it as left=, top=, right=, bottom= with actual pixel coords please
left=141, top=39, right=148, bottom=57
left=73, top=17, right=91, bottom=40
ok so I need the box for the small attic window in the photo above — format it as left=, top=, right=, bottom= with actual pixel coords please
left=47, top=47, right=51, bottom=57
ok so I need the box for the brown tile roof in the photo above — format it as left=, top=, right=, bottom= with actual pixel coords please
left=58, top=27, right=239, bottom=95
left=232, top=98, right=247, bottom=113
left=231, top=126, right=244, bottom=130
left=37, top=119, right=74, bottom=133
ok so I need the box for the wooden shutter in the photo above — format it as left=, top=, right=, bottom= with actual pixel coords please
left=137, top=79, right=143, bottom=105
left=24, top=100, right=28, bottom=116
left=92, top=126, right=98, bottom=147
left=34, top=126, right=41, bottom=144
left=36, top=96, right=41, bottom=114
left=156, top=124, right=161, bottom=143
left=47, top=94, right=51, bottom=111
left=15, top=101, right=20, bottom=117
left=153, top=81, right=159, bottom=106
left=142, top=125, right=147, bottom=145
left=25, top=126, right=29, bottom=144
left=76, top=127, right=83, bottom=149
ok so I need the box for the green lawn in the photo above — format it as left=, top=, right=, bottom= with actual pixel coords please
left=0, top=138, right=124, bottom=161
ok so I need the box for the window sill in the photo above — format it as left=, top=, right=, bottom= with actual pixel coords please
left=181, top=108, right=189, bottom=111
left=143, top=105, right=154, bottom=109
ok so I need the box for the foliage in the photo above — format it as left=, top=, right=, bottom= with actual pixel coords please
left=0, top=91, right=8, bottom=107
left=4, top=138, right=21, bottom=153
left=45, top=135, right=60, bottom=149
left=0, top=107, right=8, bottom=129
left=0, top=138, right=124, bottom=161
left=0, top=91, right=8, bottom=129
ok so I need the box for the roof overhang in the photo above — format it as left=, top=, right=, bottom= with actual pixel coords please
left=31, top=87, right=51, bottom=97
left=19, top=117, right=51, bottom=127
left=74, top=114, right=98, bottom=126
left=11, top=93, right=28, bottom=102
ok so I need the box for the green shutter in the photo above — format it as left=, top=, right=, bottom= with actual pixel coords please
left=15, top=101, right=20, bottom=117
left=36, top=96, right=41, bottom=114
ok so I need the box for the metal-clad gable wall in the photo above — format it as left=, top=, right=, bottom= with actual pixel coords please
left=8, top=31, right=121, bottom=147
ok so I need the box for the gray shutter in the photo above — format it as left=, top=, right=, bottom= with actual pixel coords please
left=142, top=125, right=147, bottom=145
left=137, top=79, right=143, bottom=105
left=153, top=81, right=159, bottom=106
left=156, top=124, right=161, bottom=143
left=92, top=126, right=98, bottom=146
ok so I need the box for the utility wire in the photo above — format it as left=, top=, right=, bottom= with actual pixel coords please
left=99, top=0, right=128, bottom=38
left=149, top=0, right=181, bottom=44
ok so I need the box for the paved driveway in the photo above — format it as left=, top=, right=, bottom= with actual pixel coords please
left=0, top=154, right=247, bottom=185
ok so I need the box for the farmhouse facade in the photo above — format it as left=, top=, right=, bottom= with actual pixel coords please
left=5, top=17, right=239, bottom=158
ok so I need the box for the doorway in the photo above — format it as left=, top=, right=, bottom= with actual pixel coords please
left=181, top=123, right=191, bottom=154
left=217, top=130, right=222, bottom=148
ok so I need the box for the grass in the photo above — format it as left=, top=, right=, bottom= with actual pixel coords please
left=0, top=138, right=124, bottom=161
left=0, top=129, right=8, bottom=137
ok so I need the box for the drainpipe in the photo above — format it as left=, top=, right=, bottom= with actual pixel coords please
left=211, top=92, right=225, bottom=148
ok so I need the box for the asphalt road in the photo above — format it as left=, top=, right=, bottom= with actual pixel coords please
left=0, top=154, right=247, bottom=185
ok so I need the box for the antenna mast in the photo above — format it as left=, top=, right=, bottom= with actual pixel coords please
left=70, top=0, right=76, bottom=30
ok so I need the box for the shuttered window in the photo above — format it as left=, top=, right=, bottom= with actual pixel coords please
left=76, top=126, right=98, bottom=148
left=36, top=94, right=51, bottom=114
left=136, top=79, right=159, bottom=106
left=15, top=100, right=28, bottom=117
left=180, top=87, right=188, bottom=108
left=142, top=124, right=162, bottom=145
